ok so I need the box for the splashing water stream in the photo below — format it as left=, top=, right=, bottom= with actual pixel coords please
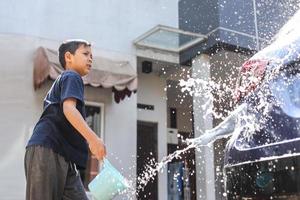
left=121, top=70, right=298, bottom=199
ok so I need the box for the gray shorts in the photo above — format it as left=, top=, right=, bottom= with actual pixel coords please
left=24, top=145, right=89, bottom=200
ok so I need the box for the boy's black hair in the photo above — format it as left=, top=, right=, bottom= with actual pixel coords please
left=58, top=39, right=91, bottom=69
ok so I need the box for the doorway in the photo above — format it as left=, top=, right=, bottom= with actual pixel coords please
left=137, top=121, right=158, bottom=200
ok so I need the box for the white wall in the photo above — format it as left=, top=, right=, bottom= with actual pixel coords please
left=105, top=93, right=138, bottom=199
left=137, top=73, right=168, bottom=200
left=0, top=35, right=57, bottom=200
left=0, top=0, right=179, bottom=55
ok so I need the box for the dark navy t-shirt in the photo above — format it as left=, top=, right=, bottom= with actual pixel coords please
left=27, top=70, right=88, bottom=168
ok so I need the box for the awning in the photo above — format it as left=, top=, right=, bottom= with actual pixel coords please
left=33, top=47, right=137, bottom=103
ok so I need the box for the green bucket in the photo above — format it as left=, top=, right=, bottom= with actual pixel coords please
left=88, top=159, right=129, bottom=200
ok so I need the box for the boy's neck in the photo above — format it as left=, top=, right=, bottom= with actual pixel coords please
left=65, top=66, right=79, bottom=74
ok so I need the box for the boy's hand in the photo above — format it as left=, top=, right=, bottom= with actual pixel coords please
left=89, top=137, right=107, bottom=161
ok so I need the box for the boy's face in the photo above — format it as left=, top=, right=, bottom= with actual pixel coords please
left=66, top=44, right=93, bottom=76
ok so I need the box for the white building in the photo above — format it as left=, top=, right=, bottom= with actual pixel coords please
left=0, top=1, right=179, bottom=199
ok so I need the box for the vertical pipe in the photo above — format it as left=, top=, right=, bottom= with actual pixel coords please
left=253, top=0, right=260, bottom=50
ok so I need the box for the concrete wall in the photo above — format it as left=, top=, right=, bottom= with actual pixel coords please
left=170, top=107, right=193, bottom=132
left=167, top=80, right=193, bottom=132
left=0, top=35, right=42, bottom=200
left=0, top=0, right=178, bottom=55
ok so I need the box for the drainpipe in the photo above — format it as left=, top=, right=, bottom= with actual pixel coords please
left=253, top=0, right=260, bottom=50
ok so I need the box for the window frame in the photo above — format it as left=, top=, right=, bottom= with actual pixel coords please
left=85, top=101, right=105, bottom=141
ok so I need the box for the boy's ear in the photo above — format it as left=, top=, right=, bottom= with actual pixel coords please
left=64, top=51, right=73, bottom=64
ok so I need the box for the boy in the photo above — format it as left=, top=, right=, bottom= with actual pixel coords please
left=25, top=39, right=106, bottom=200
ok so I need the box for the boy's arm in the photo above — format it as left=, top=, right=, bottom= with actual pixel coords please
left=63, top=98, right=106, bottom=161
